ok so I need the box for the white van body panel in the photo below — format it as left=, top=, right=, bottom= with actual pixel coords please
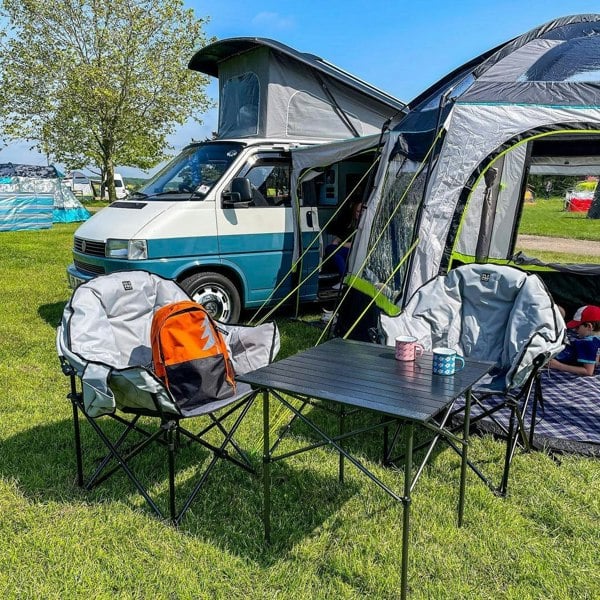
left=74, top=201, right=174, bottom=240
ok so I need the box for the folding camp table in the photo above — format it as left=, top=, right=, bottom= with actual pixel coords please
left=238, top=337, right=493, bottom=600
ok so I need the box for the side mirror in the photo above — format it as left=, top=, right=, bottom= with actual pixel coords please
left=223, top=177, right=253, bottom=207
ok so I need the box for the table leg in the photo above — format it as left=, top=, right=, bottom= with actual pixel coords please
left=262, top=389, right=271, bottom=543
left=401, top=422, right=414, bottom=600
left=458, top=388, right=472, bottom=527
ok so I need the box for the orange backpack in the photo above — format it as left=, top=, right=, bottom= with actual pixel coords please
left=151, top=301, right=236, bottom=410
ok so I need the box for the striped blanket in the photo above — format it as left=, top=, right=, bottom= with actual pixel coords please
left=466, top=369, right=600, bottom=456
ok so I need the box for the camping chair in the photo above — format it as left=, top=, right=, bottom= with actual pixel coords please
left=57, top=271, right=279, bottom=525
left=380, top=263, right=565, bottom=496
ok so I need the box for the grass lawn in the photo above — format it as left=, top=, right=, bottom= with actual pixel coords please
left=1, top=224, right=599, bottom=599
left=519, top=198, right=600, bottom=240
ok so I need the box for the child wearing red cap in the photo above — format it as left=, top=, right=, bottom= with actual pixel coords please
left=549, top=305, right=600, bottom=376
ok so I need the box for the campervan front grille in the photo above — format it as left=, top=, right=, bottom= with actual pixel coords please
left=74, top=259, right=105, bottom=275
left=74, top=237, right=106, bottom=257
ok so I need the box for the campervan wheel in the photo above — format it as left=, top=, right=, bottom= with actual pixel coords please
left=180, top=271, right=241, bottom=323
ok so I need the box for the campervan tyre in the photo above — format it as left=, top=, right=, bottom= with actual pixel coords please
left=180, top=271, right=242, bottom=323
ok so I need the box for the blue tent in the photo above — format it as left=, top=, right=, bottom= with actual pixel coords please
left=0, top=163, right=90, bottom=231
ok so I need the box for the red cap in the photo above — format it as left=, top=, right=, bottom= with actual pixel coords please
left=566, top=305, right=600, bottom=328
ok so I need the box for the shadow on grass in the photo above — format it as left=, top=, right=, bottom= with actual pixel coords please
left=0, top=415, right=359, bottom=566
left=39, top=301, right=67, bottom=328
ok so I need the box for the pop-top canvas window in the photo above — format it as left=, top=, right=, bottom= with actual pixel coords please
left=219, top=72, right=260, bottom=137
left=287, top=91, right=363, bottom=139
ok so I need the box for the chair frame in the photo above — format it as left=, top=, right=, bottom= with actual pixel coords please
left=62, top=360, right=258, bottom=526
left=382, top=353, right=547, bottom=497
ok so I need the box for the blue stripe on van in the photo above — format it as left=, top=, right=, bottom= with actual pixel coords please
left=148, top=232, right=299, bottom=304
left=73, top=229, right=321, bottom=308
left=148, top=235, right=219, bottom=257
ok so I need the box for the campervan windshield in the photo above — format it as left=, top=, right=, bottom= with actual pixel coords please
left=135, top=141, right=245, bottom=200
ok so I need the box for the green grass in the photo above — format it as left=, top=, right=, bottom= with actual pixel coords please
left=1, top=224, right=599, bottom=599
left=512, top=248, right=593, bottom=264
left=518, top=198, right=600, bottom=240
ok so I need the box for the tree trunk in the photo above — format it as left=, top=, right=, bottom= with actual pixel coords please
left=99, top=167, right=106, bottom=201
left=588, top=183, right=600, bottom=219
left=105, top=162, right=116, bottom=203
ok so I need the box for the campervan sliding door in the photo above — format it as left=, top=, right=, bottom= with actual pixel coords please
left=216, top=152, right=319, bottom=306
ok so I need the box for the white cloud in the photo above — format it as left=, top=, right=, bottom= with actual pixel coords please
left=251, top=12, right=295, bottom=30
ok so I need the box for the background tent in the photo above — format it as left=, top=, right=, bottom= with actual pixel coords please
left=0, top=163, right=90, bottom=231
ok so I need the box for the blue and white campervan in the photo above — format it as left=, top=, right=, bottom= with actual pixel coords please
left=67, top=38, right=405, bottom=321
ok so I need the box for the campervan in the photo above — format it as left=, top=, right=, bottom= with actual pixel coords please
left=66, top=38, right=405, bottom=322
left=64, top=170, right=128, bottom=199
left=110, top=173, right=128, bottom=200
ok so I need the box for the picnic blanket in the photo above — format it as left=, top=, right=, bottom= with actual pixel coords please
left=464, top=369, right=600, bottom=457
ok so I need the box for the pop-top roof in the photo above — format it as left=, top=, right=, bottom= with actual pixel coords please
left=188, top=37, right=406, bottom=114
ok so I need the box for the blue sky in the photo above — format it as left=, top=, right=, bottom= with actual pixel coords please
left=1, top=0, right=599, bottom=175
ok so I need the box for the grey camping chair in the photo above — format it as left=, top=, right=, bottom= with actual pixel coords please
left=380, top=263, right=565, bottom=496
left=57, top=271, right=279, bottom=524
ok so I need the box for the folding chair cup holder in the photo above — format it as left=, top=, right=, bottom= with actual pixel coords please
left=380, top=264, right=566, bottom=496
left=57, top=271, right=279, bottom=525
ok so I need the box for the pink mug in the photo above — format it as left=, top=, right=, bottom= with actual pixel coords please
left=395, top=336, right=424, bottom=361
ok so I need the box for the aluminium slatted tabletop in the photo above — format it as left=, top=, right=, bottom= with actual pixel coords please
left=241, top=337, right=492, bottom=421
left=238, top=337, right=493, bottom=600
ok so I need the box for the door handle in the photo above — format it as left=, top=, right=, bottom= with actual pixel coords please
left=306, top=210, right=313, bottom=228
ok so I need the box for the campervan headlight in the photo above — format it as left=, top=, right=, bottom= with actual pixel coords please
left=128, top=239, right=148, bottom=260
left=106, top=239, right=148, bottom=260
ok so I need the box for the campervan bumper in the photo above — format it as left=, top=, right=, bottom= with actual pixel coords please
left=67, top=258, right=179, bottom=290
left=67, top=263, right=91, bottom=289
left=67, top=252, right=230, bottom=290
left=67, top=257, right=181, bottom=290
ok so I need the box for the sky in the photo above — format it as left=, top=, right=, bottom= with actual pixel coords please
left=1, top=0, right=599, bottom=177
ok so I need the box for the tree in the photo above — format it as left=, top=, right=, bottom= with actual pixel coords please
left=0, top=0, right=213, bottom=201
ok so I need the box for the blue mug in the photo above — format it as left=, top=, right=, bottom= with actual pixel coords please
left=432, top=347, right=465, bottom=376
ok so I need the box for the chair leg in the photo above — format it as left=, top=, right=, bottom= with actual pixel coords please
left=173, top=395, right=258, bottom=525
left=166, top=421, right=177, bottom=523
left=70, top=390, right=84, bottom=487
left=207, top=413, right=253, bottom=470
left=86, top=415, right=152, bottom=490
left=498, top=403, right=519, bottom=497
left=181, top=396, right=257, bottom=474
left=84, top=413, right=165, bottom=519
left=69, top=391, right=257, bottom=525
left=196, top=395, right=257, bottom=471
left=528, top=376, right=543, bottom=448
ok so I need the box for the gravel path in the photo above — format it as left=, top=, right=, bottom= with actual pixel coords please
left=516, top=234, right=600, bottom=257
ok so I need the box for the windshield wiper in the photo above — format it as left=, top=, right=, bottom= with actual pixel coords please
left=130, top=191, right=148, bottom=198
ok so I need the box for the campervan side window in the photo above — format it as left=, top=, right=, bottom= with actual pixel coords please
left=230, top=154, right=291, bottom=207
left=219, top=72, right=260, bottom=137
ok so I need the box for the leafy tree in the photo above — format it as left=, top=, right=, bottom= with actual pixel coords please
left=0, top=0, right=213, bottom=200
